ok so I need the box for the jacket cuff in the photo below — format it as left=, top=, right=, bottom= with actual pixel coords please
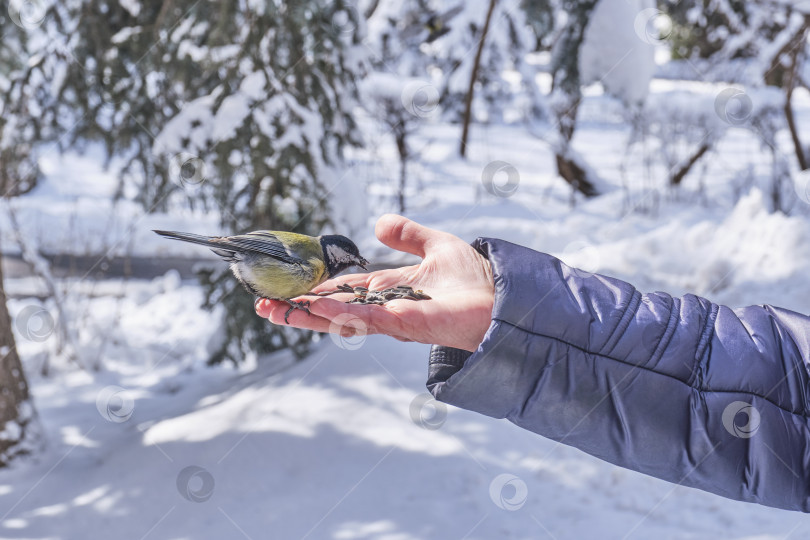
left=428, top=345, right=472, bottom=389
left=429, top=345, right=472, bottom=367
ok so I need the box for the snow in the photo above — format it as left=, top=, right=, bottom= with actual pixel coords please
left=3, top=72, right=810, bottom=539
left=110, top=26, right=142, bottom=45
left=579, top=0, right=656, bottom=105
left=117, top=0, right=141, bottom=18
left=0, top=420, right=22, bottom=442
left=362, top=73, right=424, bottom=105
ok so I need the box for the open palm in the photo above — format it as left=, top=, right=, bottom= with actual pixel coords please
left=255, top=214, right=495, bottom=352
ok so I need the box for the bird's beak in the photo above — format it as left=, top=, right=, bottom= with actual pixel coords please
left=358, top=257, right=369, bottom=270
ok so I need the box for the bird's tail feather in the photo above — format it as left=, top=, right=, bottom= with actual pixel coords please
left=152, top=230, right=236, bottom=252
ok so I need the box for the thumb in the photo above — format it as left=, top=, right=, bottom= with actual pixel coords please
left=375, top=214, right=450, bottom=259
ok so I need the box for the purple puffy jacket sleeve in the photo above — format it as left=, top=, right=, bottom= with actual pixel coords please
left=427, top=238, right=810, bottom=512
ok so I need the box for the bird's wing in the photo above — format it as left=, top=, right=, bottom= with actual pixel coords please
left=218, top=231, right=305, bottom=266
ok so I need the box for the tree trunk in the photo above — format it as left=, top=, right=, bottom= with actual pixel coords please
left=548, top=1, right=600, bottom=197
left=784, top=44, right=808, bottom=171
left=768, top=18, right=809, bottom=171
left=459, top=0, right=497, bottom=157
left=395, top=126, right=408, bottom=213
left=670, top=143, right=711, bottom=186
left=785, top=95, right=806, bottom=170
left=0, top=254, right=36, bottom=465
left=555, top=152, right=598, bottom=198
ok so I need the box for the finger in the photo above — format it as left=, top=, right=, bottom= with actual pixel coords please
left=259, top=299, right=381, bottom=342
left=375, top=214, right=453, bottom=259
left=255, top=298, right=274, bottom=318
left=259, top=299, right=337, bottom=332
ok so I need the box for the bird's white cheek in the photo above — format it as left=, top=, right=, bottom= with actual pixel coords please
left=326, top=244, right=352, bottom=265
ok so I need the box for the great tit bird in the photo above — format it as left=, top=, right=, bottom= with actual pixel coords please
left=153, top=229, right=368, bottom=322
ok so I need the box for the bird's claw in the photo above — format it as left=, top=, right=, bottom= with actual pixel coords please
left=284, top=299, right=311, bottom=324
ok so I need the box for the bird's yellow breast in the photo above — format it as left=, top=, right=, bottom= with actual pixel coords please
left=244, top=255, right=327, bottom=300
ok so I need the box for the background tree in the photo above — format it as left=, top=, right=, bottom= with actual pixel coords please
left=0, top=2, right=39, bottom=465
left=423, top=0, right=543, bottom=127
left=0, top=255, right=38, bottom=465
left=547, top=0, right=600, bottom=197
left=458, top=0, right=497, bottom=157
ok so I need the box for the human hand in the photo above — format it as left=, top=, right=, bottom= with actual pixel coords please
left=254, top=214, right=495, bottom=352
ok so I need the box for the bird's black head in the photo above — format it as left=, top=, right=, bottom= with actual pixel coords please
left=320, top=235, right=368, bottom=278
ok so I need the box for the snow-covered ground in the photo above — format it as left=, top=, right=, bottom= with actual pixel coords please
left=2, top=78, right=810, bottom=539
